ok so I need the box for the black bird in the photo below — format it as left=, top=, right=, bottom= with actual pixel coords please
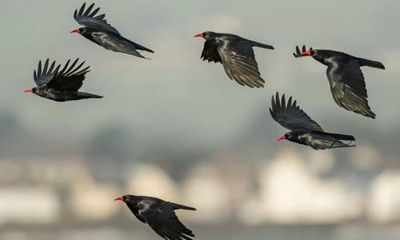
left=293, top=45, right=385, bottom=118
left=114, top=195, right=196, bottom=240
left=194, top=31, right=274, bottom=88
left=24, top=58, right=102, bottom=102
left=71, top=3, right=154, bottom=58
left=269, top=92, right=356, bottom=150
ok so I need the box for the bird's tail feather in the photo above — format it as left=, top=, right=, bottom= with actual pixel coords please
left=121, top=35, right=154, bottom=53
left=248, top=40, right=274, bottom=50
left=78, top=92, right=103, bottom=99
left=170, top=202, right=196, bottom=211
left=357, top=57, right=385, bottom=69
left=133, top=43, right=154, bottom=53
left=325, top=133, right=355, bottom=141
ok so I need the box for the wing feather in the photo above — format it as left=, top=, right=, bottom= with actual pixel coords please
left=269, top=92, right=323, bottom=132
left=33, top=59, right=60, bottom=87
left=46, top=58, right=90, bottom=91
left=200, top=40, right=221, bottom=63
left=218, top=40, right=265, bottom=88
left=138, top=201, right=194, bottom=240
left=88, top=7, right=100, bottom=17
left=326, top=57, right=376, bottom=118
left=74, top=2, right=120, bottom=34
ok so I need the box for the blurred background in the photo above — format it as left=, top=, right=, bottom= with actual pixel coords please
left=1, top=0, right=400, bottom=239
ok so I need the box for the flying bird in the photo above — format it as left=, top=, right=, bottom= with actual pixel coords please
left=269, top=92, right=356, bottom=150
left=194, top=31, right=274, bottom=88
left=24, top=58, right=102, bottom=102
left=71, top=3, right=154, bottom=58
left=293, top=45, right=385, bottom=118
left=114, top=194, right=196, bottom=240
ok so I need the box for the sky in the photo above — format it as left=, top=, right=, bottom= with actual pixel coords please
left=0, top=0, right=399, bottom=157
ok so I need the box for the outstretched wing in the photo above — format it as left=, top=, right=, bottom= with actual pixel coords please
left=33, top=59, right=60, bottom=87
left=269, top=92, right=324, bottom=132
left=74, top=2, right=120, bottom=35
left=218, top=39, right=265, bottom=88
left=326, top=56, right=375, bottom=118
left=47, top=59, right=90, bottom=91
left=138, top=200, right=194, bottom=240
left=201, top=40, right=221, bottom=63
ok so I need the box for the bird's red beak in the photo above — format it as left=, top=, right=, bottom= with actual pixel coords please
left=113, top=196, right=124, bottom=202
left=23, top=88, right=33, bottom=93
left=299, top=51, right=311, bottom=57
left=294, top=45, right=313, bottom=57
left=194, top=32, right=204, bottom=38
left=277, top=135, right=287, bottom=141
left=70, top=28, right=81, bottom=34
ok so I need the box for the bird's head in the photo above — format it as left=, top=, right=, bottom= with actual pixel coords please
left=277, top=133, right=290, bottom=142
left=23, top=87, right=37, bottom=94
left=293, top=45, right=315, bottom=58
left=70, top=27, right=85, bottom=34
left=194, top=31, right=216, bottom=40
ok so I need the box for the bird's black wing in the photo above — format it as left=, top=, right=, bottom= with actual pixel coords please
left=138, top=200, right=194, bottom=240
left=326, top=56, right=375, bottom=118
left=47, top=59, right=90, bottom=91
left=218, top=39, right=265, bottom=88
left=33, top=59, right=60, bottom=87
left=201, top=39, right=221, bottom=63
left=269, top=92, right=324, bottom=132
left=74, top=3, right=120, bottom=35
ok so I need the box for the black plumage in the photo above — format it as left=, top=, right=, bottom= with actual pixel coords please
left=294, top=45, right=385, bottom=118
left=114, top=195, right=196, bottom=240
left=195, top=31, right=274, bottom=88
left=269, top=92, right=356, bottom=150
left=71, top=2, right=154, bottom=58
left=24, top=58, right=102, bottom=102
